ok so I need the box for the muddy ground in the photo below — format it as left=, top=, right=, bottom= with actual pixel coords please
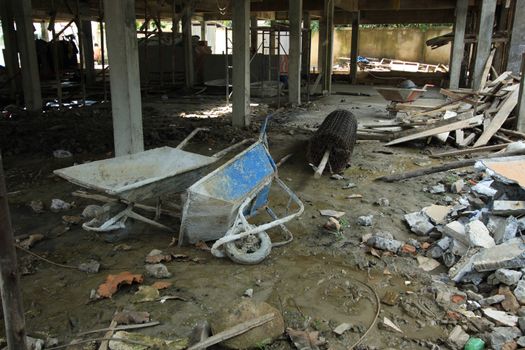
left=1, top=85, right=468, bottom=349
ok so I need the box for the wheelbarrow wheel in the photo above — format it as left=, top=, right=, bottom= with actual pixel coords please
left=223, top=224, right=272, bottom=265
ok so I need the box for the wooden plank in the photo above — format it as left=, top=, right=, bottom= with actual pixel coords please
left=473, top=87, right=520, bottom=147
left=188, top=314, right=275, bottom=350
left=0, top=155, right=28, bottom=350
left=440, top=88, right=479, bottom=104
left=386, top=114, right=483, bottom=146
left=499, top=127, right=525, bottom=139
left=458, top=132, right=476, bottom=147
left=430, top=143, right=510, bottom=158
left=487, top=71, right=512, bottom=87
left=478, top=48, right=496, bottom=91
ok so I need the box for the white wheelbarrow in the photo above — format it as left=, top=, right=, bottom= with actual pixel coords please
left=54, top=128, right=250, bottom=232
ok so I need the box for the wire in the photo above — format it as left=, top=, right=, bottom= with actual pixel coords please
left=347, top=277, right=381, bottom=350
left=15, top=244, right=78, bottom=270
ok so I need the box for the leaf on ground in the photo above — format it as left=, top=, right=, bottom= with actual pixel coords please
left=145, top=254, right=172, bottom=264
left=113, top=310, right=151, bottom=325
left=133, top=285, right=160, bottom=303
left=96, top=272, right=143, bottom=298
left=286, top=328, right=325, bottom=350
left=19, top=234, right=45, bottom=249
left=152, top=281, right=172, bottom=290
left=195, top=241, right=211, bottom=251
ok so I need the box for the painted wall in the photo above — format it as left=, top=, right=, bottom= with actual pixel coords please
left=310, top=27, right=452, bottom=71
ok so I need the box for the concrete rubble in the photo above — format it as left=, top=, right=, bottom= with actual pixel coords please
left=365, top=161, right=525, bottom=349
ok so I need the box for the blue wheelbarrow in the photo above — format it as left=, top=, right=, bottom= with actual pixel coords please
left=178, top=119, right=304, bottom=264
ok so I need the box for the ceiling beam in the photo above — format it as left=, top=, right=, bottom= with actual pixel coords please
left=335, top=9, right=455, bottom=24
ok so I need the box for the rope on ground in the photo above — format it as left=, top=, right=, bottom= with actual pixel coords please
left=347, top=277, right=381, bottom=350
left=15, top=244, right=78, bottom=270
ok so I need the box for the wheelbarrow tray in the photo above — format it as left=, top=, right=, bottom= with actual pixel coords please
left=54, top=146, right=217, bottom=202
left=376, top=87, right=426, bottom=103
left=179, top=141, right=275, bottom=245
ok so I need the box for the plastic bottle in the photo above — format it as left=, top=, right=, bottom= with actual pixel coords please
left=464, top=337, right=485, bottom=350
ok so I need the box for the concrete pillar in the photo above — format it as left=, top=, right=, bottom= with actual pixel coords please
left=322, top=0, right=334, bottom=94
left=518, top=54, right=525, bottom=133
left=506, top=0, right=525, bottom=75
left=301, top=11, right=310, bottom=75
left=0, top=0, right=19, bottom=100
left=104, top=0, right=144, bottom=156
left=232, top=0, right=250, bottom=127
left=317, top=19, right=325, bottom=74
left=182, top=7, right=194, bottom=88
left=200, top=21, right=206, bottom=41
left=81, top=21, right=96, bottom=86
left=349, top=11, right=359, bottom=85
left=288, top=0, right=302, bottom=105
left=12, top=0, right=42, bottom=111
left=471, top=0, right=496, bottom=91
left=250, top=16, right=258, bottom=56
left=40, top=21, right=49, bottom=41
left=449, top=0, right=468, bottom=89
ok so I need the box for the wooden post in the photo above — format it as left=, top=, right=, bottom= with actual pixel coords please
left=471, top=0, right=496, bottom=91
left=449, top=0, right=468, bottom=89
left=349, top=11, right=359, bottom=85
left=0, top=154, right=28, bottom=350
left=517, top=53, right=525, bottom=133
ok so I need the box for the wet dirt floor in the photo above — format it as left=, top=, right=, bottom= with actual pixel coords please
left=1, top=84, right=466, bottom=349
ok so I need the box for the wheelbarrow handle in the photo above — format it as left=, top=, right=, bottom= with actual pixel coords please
left=176, top=127, right=210, bottom=150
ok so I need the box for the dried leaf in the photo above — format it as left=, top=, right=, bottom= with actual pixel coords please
left=286, top=328, right=325, bottom=350
left=152, top=281, right=172, bottom=290
left=19, top=234, right=45, bottom=249
left=369, top=248, right=381, bottom=258
left=113, top=311, right=150, bottom=325
left=195, top=241, right=211, bottom=251
left=133, top=285, right=159, bottom=303
left=319, top=210, right=345, bottom=218
left=62, top=215, right=83, bottom=225
left=145, top=254, right=172, bottom=264
left=96, top=272, right=143, bottom=298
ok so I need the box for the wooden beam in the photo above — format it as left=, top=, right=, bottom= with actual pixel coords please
left=386, top=114, right=484, bottom=146
left=473, top=87, right=520, bottom=147
left=0, top=154, right=28, bottom=350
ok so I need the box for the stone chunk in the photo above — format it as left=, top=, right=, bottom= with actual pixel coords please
left=145, top=264, right=171, bottom=279
left=489, top=327, right=522, bottom=350
left=448, top=325, right=469, bottom=348
left=500, top=286, right=521, bottom=314
left=210, top=300, right=284, bottom=349
left=422, top=205, right=451, bottom=224
left=366, top=236, right=402, bottom=253
left=514, top=280, right=525, bottom=304
left=473, top=243, right=525, bottom=272
left=483, top=309, right=519, bottom=327
left=479, top=294, right=506, bottom=307
left=450, top=179, right=465, bottom=193
left=443, top=221, right=469, bottom=246
left=404, top=211, right=434, bottom=236
left=494, top=216, right=519, bottom=244
left=496, top=269, right=523, bottom=286
left=466, top=220, right=495, bottom=248
left=357, top=215, right=373, bottom=227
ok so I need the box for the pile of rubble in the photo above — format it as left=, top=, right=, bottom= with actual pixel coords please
left=366, top=154, right=525, bottom=349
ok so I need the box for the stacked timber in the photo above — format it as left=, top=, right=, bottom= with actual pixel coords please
left=360, top=67, right=523, bottom=150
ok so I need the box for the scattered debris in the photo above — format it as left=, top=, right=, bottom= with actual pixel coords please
left=113, top=311, right=151, bottom=325
left=381, top=317, right=403, bottom=333
left=357, top=215, right=373, bottom=226
left=145, top=263, right=171, bottom=279
left=50, top=198, right=71, bottom=212
left=209, top=300, right=283, bottom=350
left=133, top=285, right=160, bottom=303
left=78, top=260, right=100, bottom=274
left=287, top=328, right=325, bottom=350
left=19, top=233, right=44, bottom=249
left=323, top=217, right=341, bottom=232
left=319, top=209, right=346, bottom=218
left=28, top=200, right=44, bottom=213
left=145, top=249, right=172, bottom=264
left=333, top=323, right=352, bottom=336
left=96, top=272, right=143, bottom=299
